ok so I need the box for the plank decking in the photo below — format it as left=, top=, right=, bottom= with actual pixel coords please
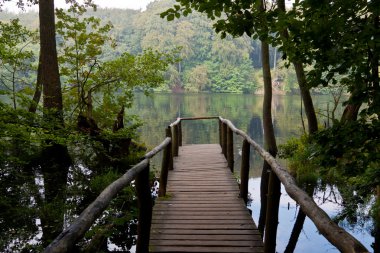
left=150, top=144, right=263, bottom=253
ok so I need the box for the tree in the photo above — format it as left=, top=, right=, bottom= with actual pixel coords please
left=56, top=4, right=114, bottom=122
left=56, top=5, right=174, bottom=130
left=161, top=0, right=319, bottom=132
left=0, top=19, right=36, bottom=110
left=273, top=1, right=379, bottom=251
left=39, top=0, right=64, bottom=124
left=275, top=0, right=379, bottom=122
left=184, top=64, right=210, bottom=92
left=162, top=2, right=281, bottom=252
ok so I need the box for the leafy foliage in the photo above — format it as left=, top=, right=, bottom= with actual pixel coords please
left=280, top=119, right=380, bottom=227
left=56, top=4, right=115, bottom=118
left=55, top=5, right=174, bottom=130
left=278, top=135, right=319, bottom=184
left=0, top=18, right=37, bottom=109
left=312, top=119, right=380, bottom=226
left=313, top=119, right=380, bottom=189
left=272, top=0, right=380, bottom=117
left=0, top=4, right=171, bottom=251
left=0, top=1, right=284, bottom=94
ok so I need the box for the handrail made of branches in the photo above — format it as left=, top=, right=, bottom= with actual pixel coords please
left=44, top=137, right=172, bottom=253
left=44, top=115, right=369, bottom=253
left=218, top=117, right=368, bottom=253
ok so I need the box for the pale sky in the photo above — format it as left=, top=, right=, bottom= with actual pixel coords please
left=2, top=0, right=155, bottom=13
left=2, top=0, right=294, bottom=13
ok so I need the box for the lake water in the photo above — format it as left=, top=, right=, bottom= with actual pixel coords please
left=129, top=92, right=373, bottom=252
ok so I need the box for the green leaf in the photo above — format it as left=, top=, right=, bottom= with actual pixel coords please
left=167, top=14, right=175, bottom=21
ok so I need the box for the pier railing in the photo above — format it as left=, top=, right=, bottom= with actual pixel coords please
left=44, top=116, right=369, bottom=253
left=44, top=137, right=172, bottom=253
left=216, top=117, right=368, bottom=253
left=164, top=116, right=368, bottom=253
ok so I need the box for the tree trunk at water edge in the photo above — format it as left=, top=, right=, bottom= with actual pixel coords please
left=259, top=36, right=280, bottom=253
left=341, top=102, right=361, bottom=123
left=277, top=0, right=318, bottom=134
left=29, top=53, right=42, bottom=113
left=293, top=61, right=318, bottom=133
left=39, top=0, right=63, bottom=124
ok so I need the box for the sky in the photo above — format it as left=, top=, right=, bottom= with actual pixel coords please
left=2, top=0, right=295, bottom=13
left=2, top=0, right=155, bottom=13
left=0, top=0, right=294, bottom=12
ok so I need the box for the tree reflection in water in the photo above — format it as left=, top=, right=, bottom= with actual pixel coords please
left=0, top=139, right=142, bottom=252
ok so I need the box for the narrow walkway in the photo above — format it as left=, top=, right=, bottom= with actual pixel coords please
left=150, top=144, right=263, bottom=253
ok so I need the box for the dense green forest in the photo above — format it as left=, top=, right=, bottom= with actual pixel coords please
left=0, top=0, right=297, bottom=94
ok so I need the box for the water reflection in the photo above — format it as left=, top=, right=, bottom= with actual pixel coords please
left=129, top=92, right=373, bottom=252
left=248, top=114, right=263, bottom=144
left=248, top=178, right=372, bottom=252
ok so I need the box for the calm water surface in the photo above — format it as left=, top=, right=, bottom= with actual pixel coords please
left=129, top=92, right=373, bottom=253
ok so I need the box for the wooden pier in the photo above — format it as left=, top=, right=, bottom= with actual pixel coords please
left=150, top=144, right=263, bottom=253
left=44, top=117, right=369, bottom=253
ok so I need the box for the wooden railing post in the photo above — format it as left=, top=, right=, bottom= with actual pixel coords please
left=178, top=120, right=182, bottom=146
left=240, top=139, right=250, bottom=204
left=158, top=127, right=171, bottom=197
left=172, top=124, right=179, bottom=157
left=222, top=122, right=227, bottom=158
left=168, top=129, right=174, bottom=171
left=135, top=163, right=152, bottom=253
left=219, top=119, right=222, bottom=146
left=227, top=126, right=234, bottom=172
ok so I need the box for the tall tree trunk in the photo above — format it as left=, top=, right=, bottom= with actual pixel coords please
left=29, top=55, right=42, bottom=113
left=257, top=2, right=280, bottom=248
left=86, top=90, right=93, bottom=120
left=277, top=0, right=318, bottom=134
left=371, top=13, right=379, bottom=91
left=282, top=62, right=319, bottom=251
left=38, top=1, right=68, bottom=246
left=293, top=61, right=318, bottom=133
left=261, top=39, right=280, bottom=253
left=39, top=0, right=63, bottom=124
left=258, top=162, right=269, bottom=235
left=341, top=101, right=361, bottom=123
left=274, top=2, right=319, bottom=252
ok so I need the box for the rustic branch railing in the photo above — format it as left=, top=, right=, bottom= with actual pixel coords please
left=44, top=137, right=172, bottom=253
left=45, top=116, right=369, bottom=253
left=218, top=116, right=369, bottom=253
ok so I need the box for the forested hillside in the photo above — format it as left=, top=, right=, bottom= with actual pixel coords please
left=1, top=0, right=297, bottom=94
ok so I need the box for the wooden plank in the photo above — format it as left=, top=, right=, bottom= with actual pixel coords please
left=152, top=211, right=251, bottom=216
left=150, top=229, right=261, bottom=235
left=168, top=192, right=240, bottom=197
left=167, top=181, right=236, bottom=186
left=150, top=234, right=262, bottom=241
left=159, top=201, right=241, bottom=205
left=152, top=215, right=251, bottom=220
left=152, top=219, right=253, bottom=225
left=150, top=246, right=264, bottom=253
left=150, top=143, right=263, bottom=253
left=150, top=239, right=263, bottom=247
left=154, top=203, right=246, bottom=208
left=151, top=224, right=256, bottom=230
left=153, top=206, right=245, bottom=211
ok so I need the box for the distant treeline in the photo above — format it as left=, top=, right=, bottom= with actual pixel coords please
left=1, top=0, right=305, bottom=94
